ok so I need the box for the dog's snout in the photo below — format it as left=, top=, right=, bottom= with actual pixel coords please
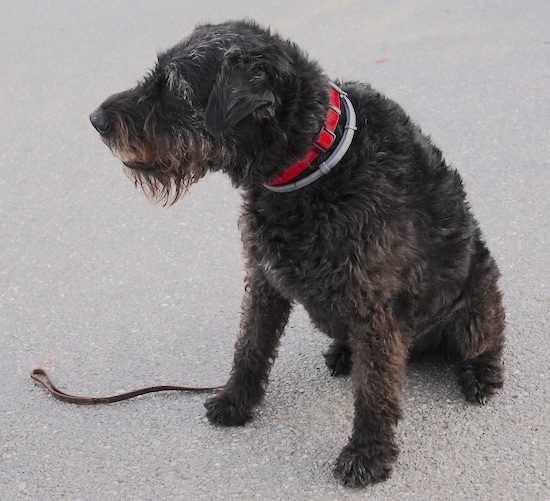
left=89, top=109, right=110, bottom=134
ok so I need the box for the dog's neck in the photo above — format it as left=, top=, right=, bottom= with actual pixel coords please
left=263, top=82, right=357, bottom=193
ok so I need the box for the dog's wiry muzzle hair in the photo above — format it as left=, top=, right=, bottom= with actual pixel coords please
left=91, top=87, right=229, bottom=206
left=115, top=119, right=209, bottom=207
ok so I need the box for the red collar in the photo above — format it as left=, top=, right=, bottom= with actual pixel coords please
left=267, top=87, right=342, bottom=187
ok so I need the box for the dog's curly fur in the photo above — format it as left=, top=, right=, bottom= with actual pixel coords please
left=90, top=20, right=505, bottom=487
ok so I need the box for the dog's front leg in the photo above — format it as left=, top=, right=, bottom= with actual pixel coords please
left=334, top=305, right=406, bottom=487
left=205, top=266, right=292, bottom=426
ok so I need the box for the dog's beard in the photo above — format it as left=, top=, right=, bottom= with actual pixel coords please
left=115, top=146, right=205, bottom=206
left=105, top=118, right=234, bottom=204
left=101, top=123, right=205, bottom=204
left=123, top=160, right=202, bottom=206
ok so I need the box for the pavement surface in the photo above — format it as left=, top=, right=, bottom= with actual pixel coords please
left=1, top=1, right=549, bottom=500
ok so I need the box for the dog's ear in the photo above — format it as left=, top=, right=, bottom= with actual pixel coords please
left=205, top=49, right=275, bottom=135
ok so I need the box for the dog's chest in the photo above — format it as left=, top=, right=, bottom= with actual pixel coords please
left=255, top=240, right=329, bottom=300
left=241, top=207, right=354, bottom=301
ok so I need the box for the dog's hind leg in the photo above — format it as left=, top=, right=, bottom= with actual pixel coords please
left=334, top=305, right=406, bottom=486
left=204, top=266, right=291, bottom=426
left=323, top=339, right=353, bottom=376
left=305, top=307, right=352, bottom=376
left=453, top=249, right=505, bottom=404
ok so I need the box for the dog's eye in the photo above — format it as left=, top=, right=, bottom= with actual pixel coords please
left=250, top=70, right=267, bottom=82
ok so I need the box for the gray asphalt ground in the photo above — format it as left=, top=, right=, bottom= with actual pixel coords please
left=1, top=1, right=549, bottom=499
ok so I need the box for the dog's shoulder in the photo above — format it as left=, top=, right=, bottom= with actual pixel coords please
left=340, top=81, right=418, bottom=138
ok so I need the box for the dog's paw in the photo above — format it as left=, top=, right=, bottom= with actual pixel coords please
left=458, top=359, right=503, bottom=405
left=323, top=341, right=352, bottom=376
left=334, top=444, right=395, bottom=487
left=204, top=393, right=251, bottom=426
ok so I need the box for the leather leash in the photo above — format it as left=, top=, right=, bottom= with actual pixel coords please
left=30, top=368, right=224, bottom=405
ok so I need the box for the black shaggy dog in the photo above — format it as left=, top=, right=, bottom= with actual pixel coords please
left=90, top=20, right=505, bottom=487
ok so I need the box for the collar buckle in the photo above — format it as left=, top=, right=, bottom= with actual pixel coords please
left=314, top=126, right=337, bottom=152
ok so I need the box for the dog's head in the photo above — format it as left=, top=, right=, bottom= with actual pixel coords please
left=90, top=20, right=329, bottom=203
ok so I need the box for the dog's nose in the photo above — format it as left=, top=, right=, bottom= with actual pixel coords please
left=89, top=109, right=110, bottom=134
